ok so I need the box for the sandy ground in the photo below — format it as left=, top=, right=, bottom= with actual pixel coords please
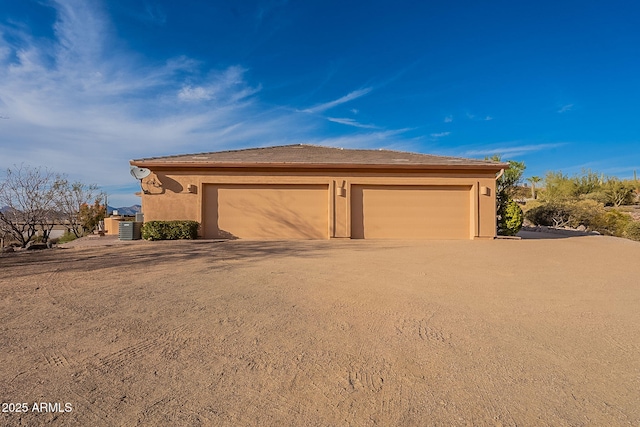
left=1, top=234, right=639, bottom=426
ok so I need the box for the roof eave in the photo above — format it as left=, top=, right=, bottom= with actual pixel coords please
left=129, top=160, right=509, bottom=171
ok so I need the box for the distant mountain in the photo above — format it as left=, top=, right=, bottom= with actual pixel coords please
left=107, top=205, right=141, bottom=216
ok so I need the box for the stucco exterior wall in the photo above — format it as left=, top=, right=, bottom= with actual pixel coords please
left=137, top=168, right=499, bottom=240
left=103, top=216, right=124, bottom=236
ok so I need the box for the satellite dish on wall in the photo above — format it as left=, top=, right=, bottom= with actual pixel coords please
left=130, top=166, right=152, bottom=195
left=130, top=167, right=151, bottom=180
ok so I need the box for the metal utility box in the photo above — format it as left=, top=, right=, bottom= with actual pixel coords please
left=135, top=213, right=144, bottom=222
left=119, top=221, right=142, bottom=240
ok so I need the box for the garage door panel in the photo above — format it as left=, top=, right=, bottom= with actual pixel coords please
left=352, top=185, right=471, bottom=239
left=204, top=184, right=329, bottom=239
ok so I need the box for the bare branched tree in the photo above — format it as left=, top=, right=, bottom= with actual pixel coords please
left=53, top=178, right=105, bottom=237
left=0, top=165, right=58, bottom=247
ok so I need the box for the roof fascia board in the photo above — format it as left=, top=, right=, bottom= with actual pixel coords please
left=129, top=161, right=510, bottom=171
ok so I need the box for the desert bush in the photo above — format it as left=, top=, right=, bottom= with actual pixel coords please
left=542, top=171, right=579, bottom=202
left=525, top=202, right=572, bottom=227
left=581, top=191, right=608, bottom=205
left=541, top=169, right=638, bottom=208
left=521, top=199, right=546, bottom=222
left=521, top=199, right=543, bottom=225
left=498, top=200, right=523, bottom=236
left=141, top=220, right=199, bottom=240
left=524, top=200, right=606, bottom=230
left=602, top=179, right=635, bottom=207
left=623, top=221, right=640, bottom=241
left=487, top=155, right=526, bottom=235
left=566, top=200, right=606, bottom=229
left=592, top=210, right=632, bottom=237
left=57, top=231, right=78, bottom=244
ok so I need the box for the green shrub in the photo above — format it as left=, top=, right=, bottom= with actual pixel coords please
left=141, top=221, right=199, bottom=240
left=521, top=199, right=544, bottom=213
left=498, top=200, right=523, bottom=236
left=593, top=210, right=632, bottom=237
left=525, top=202, right=571, bottom=227
left=57, top=231, right=78, bottom=244
left=525, top=200, right=607, bottom=230
left=623, top=221, right=640, bottom=241
left=566, top=199, right=606, bottom=229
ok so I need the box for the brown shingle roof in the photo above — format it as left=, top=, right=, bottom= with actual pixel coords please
left=130, top=144, right=508, bottom=170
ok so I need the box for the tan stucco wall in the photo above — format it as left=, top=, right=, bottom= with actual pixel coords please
left=137, top=168, right=499, bottom=240
left=103, top=216, right=124, bottom=236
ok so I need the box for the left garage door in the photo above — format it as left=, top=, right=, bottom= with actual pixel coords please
left=203, top=184, right=329, bottom=239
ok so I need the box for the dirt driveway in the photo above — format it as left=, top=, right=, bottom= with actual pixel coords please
left=1, top=234, right=639, bottom=426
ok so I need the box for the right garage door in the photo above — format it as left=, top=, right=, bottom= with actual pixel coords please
left=351, top=185, right=472, bottom=239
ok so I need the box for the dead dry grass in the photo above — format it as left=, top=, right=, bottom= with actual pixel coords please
left=1, top=235, right=639, bottom=426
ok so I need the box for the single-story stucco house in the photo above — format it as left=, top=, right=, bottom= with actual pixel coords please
left=129, top=144, right=508, bottom=240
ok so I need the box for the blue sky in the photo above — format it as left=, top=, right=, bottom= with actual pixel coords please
left=1, top=0, right=639, bottom=206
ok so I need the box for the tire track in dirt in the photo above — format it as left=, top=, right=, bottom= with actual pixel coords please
left=244, top=347, right=392, bottom=425
left=97, top=324, right=189, bottom=371
left=59, top=324, right=193, bottom=426
left=474, top=375, right=518, bottom=426
left=99, top=341, right=161, bottom=370
left=603, top=334, right=639, bottom=355
left=417, top=318, right=450, bottom=343
left=297, top=349, right=396, bottom=423
left=347, top=370, right=384, bottom=392
left=43, top=350, right=73, bottom=368
left=290, top=349, right=348, bottom=402
left=39, top=267, right=77, bottom=305
left=172, top=402, right=221, bottom=425
left=394, top=314, right=452, bottom=345
left=68, top=385, right=113, bottom=427
left=3, top=267, right=79, bottom=326
left=137, top=396, right=180, bottom=426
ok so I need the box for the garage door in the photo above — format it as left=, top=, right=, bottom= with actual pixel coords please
left=203, top=184, right=329, bottom=239
left=351, top=185, right=472, bottom=239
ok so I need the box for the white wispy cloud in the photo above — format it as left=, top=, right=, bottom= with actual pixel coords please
left=558, top=104, right=574, bottom=113
left=302, top=128, right=414, bottom=149
left=430, top=132, right=451, bottom=138
left=0, top=1, right=422, bottom=206
left=327, top=117, right=378, bottom=129
left=177, top=66, right=261, bottom=102
left=464, top=112, right=492, bottom=121
left=300, top=87, right=372, bottom=113
left=0, top=1, right=281, bottom=205
left=444, top=115, right=453, bottom=123
left=178, top=86, right=214, bottom=101
left=143, top=2, right=167, bottom=25
left=463, top=143, right=566, bottom=158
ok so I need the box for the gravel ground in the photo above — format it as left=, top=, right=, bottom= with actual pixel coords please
left=1, top=234, right=639, bottom=426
